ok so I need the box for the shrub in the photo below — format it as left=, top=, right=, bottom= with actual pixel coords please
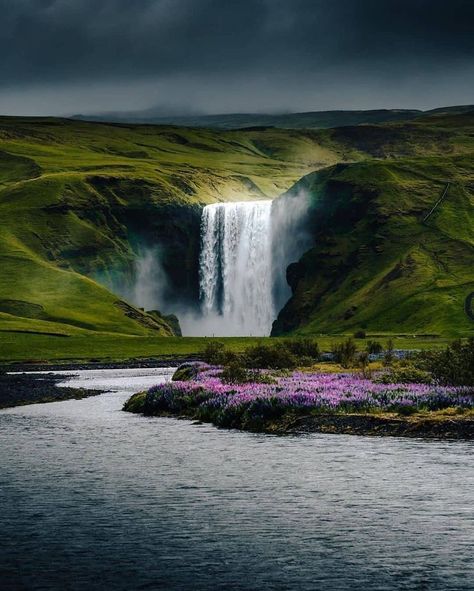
left=172, top=363, right=200, bottom=381
left=122, top=391, right=146, bottom=413
left=244, top=342, right=298, bottom=369
left=383, top=339, right=395, bottom=366
left=391, top=404, right=418, bottom=416
left=252, top=372, right=277, bottom=384
left=366, top=340, right=383, bottom=355
left=200, top=340, right=317, bottom=370
left=221, top=362, right=251, bottom=384
left=332, top=338, right=357, bottom=368
left=420, top=338, right=474, bottom=386
left=357, top=351, right=372, bottom=377
left=283, top=338, right=320, bottom=360
left=374, top=365, right=432, bottom=385
left=220, top=350, right=244, bottom=365
left=201, top=341, right=226, bottom=364
left=354, top=330, right=366, bottom=339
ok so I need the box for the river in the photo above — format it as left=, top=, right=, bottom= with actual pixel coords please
left=1, top=368, right=473, bottom=590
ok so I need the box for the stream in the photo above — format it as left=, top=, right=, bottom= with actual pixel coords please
left=1, top=368, right=473, bottom=590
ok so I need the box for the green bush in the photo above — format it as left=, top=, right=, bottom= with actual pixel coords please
left=374, top=364, right=432, bottom=385
left=201, top=340, right=226, bottom=364
left=383, top=339, right=395, bottom=366
left=172, top=364, right=199, bottom=381
left=420, top=338, right=474, bottom=386
left=366, top=340, right=383, bottom=355
left=122, top=391, right=146, bottom=413
left=244, top=342, right=298, bottom=369
left=221, top=362, right=251, bottom=384
left=357, top=351, right=371, bottom=377
left=282, top=338, right=320, bottom=360
left=332, top=338, right=357, bottom=368
left=391, top=404, right=418, bottom=416
left=252, top=372, right=278, bottom=384
left=201, top=339, right=319, bottom=371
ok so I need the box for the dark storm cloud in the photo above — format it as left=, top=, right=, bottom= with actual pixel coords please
left=0, top=0, right=473, bottom=113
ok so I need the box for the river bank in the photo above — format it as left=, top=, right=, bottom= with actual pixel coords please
left=0, top=372, right=104, bottom=409
left=0, top=358, right=193, bottom=374
left=0, top=359, right=189, bottom=409
left=125, top=398, right=474, bottom=440
left=285, top=411, right=474, bottom=439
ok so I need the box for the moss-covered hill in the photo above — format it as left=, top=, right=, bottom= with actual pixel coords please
left=272, top=112, right=474, bottom=337
left=0, top=117, right=341, bottom=337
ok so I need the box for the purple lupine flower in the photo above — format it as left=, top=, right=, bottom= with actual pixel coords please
left=148, top=362, right=474, bottom=418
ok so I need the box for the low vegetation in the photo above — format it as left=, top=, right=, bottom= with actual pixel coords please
left=202, top=338, right=320, bottom=370
left=124, top=339, right=474, bottom=437
left=419, top=338, right=474, bottom=386
left=0, top=332, right=454, bottom=364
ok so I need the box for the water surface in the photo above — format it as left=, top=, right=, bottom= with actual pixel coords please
left=1, top=368, right=473, bottom=590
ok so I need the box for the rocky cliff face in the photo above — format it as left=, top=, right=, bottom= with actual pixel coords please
left=46, top=177, right=203, bottom=334
left=85, top=176, right=202, bottom=308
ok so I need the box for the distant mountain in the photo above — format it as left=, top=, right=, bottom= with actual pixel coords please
left=424, top=105, right=474, bottom=115
left=72, top=105, right=474, bottom=130
left=73, top=108, right=422, bottom=129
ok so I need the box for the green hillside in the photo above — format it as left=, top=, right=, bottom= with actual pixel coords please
left=0, top=111, right=473, bottom=350
left=273, top=113, right=474, bottom=337
left=0, top=117, right=341, bottom=338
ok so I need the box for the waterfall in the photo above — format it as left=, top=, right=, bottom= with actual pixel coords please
left=199, top=200, right=274, bottom=336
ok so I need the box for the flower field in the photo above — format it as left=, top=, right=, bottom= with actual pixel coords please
left=140, top=363, right=474, bottom=430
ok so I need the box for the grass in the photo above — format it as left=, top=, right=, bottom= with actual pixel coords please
left=0, top=332, right=455, bottom=364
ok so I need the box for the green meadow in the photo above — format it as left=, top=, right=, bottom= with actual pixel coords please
left=0, top=331, right=455, bottom=365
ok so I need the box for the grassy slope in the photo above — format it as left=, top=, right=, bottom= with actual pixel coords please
left=273, top=113, right=474, bottom=337
left=0, top=117, right=341, bottom=338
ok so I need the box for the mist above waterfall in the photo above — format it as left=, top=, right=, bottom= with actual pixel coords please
left=97, top=246, right=170, bottom=313
left=181, top=193, right=312, bottom=336
left=130, top=247, right=169, bottom=311
left=271, top=190, right=313, bottom=313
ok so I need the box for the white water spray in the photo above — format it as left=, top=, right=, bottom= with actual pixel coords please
left=199, top=200, right=274, bottom=336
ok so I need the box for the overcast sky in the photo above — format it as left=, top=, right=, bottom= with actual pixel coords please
left=0, top=0, right=473, bottom=116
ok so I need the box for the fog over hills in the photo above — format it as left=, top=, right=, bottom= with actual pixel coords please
left=73, top=105, right=474, bottom=130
